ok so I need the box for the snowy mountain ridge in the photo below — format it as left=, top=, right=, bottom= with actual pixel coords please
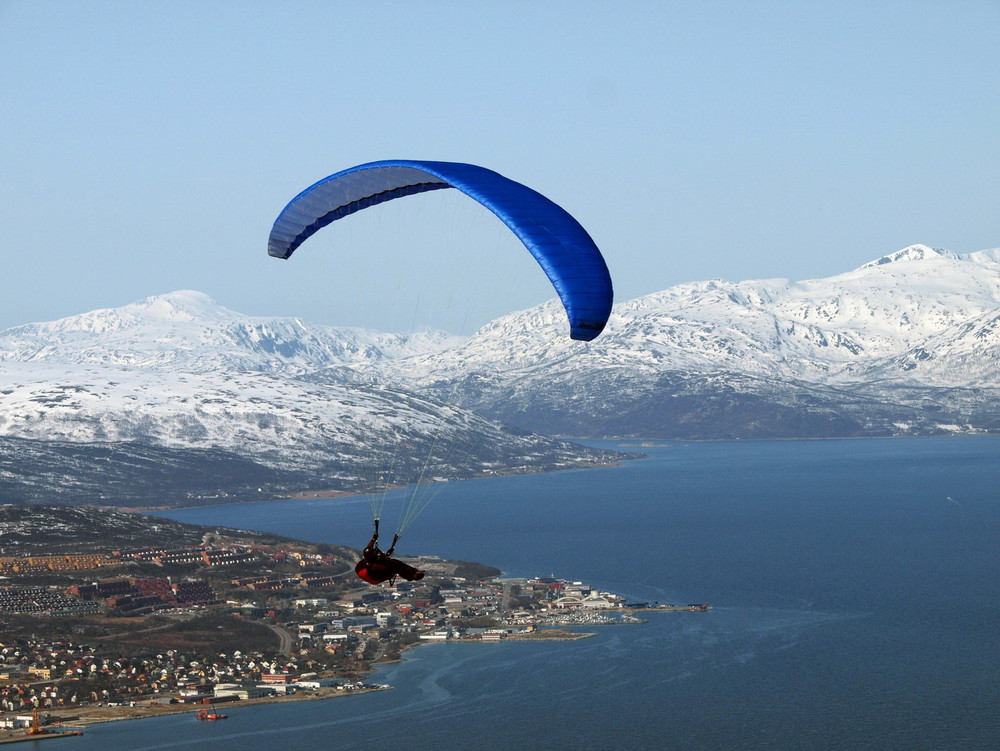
left=1, top=242, right=999, bottom=506
left=358, top=243, right=1000, bottom=391
left=8, top=244, right=999, bottom=392
left=333, top=243, right=1000, bottom=439
left=0, top=290, right=462, bottom=374
left=0, top=293, right=621, bottom=505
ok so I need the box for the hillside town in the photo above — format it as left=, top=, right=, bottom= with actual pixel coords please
left=0, top=538, right=708, bottom=733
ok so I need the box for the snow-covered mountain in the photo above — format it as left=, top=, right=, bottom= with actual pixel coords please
left=0, top=293, right=623, bottom=506
left=2, top=243, right=1000, bottom=505
left=344, top=244, right=1000, bottom=437
left=0, top=290, right=461, bottom=373
left=374, top=244, right=1000, bottom=387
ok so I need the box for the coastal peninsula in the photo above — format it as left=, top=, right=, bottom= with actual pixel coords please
left=0, top=506, right=708, bottom=737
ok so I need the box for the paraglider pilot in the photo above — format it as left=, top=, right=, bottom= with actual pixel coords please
left=355, top=520, right=425, bottom=585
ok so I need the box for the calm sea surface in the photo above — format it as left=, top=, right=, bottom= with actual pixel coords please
left=64, top=437, right=1000, bottom=750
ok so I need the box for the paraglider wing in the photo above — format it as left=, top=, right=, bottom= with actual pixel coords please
left=267, top=160, right=612, bottom=341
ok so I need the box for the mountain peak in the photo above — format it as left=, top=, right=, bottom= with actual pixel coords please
left=106, top=290, right=240, bottom=327
left=2, top=291, right=233, bottom=338
left=858, top=244, right=954, bottom=269
left=0, top=291, right=464, bottom=374
left=128, top=290, right=225, bottom=320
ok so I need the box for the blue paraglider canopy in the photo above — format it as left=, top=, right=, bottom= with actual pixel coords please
left=268, top=160, right=612, bottom=341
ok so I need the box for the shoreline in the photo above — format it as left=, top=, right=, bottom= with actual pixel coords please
left=13, top=684, right=385, bottom=735
left=0, top=608, right=708, bottom=737
left=118, top=458, right=633, bottom=514
left=5, top=626, right=609, bottom=735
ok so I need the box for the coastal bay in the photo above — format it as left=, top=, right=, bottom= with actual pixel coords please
left=4, top=437, right=1000, bottom=749
left=146, top=437, right=1000, bottom=751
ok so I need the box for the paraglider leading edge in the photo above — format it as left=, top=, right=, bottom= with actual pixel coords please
left=267, top=159, right=613, bottom=341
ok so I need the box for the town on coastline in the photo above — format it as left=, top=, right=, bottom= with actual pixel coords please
left=0, top=534, right=708, bottom=737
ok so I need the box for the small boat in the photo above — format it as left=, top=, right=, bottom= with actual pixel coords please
left=195, top=709, right=228, bottom=721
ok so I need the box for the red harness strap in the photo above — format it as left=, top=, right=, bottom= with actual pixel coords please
left=355, top=559, right=392, bottom=585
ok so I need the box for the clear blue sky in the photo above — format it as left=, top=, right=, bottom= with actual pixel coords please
left=2, top=0, right=998, bottom=334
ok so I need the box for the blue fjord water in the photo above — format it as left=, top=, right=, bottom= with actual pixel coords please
left=65, top=437, right=1000, bottom=750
